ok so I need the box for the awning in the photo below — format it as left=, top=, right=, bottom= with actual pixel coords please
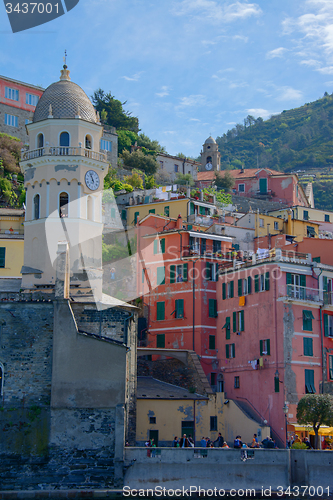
left=307, top=226, right=316, bottom=236
left=188, top=231, right=233, bottom=242
left=292, top=425, right=333, bottom=435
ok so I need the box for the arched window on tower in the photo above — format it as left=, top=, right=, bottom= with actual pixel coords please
left=85, top=135, right=92, bottom=150
left=60, top=132, right=70, bottom=147
left=37, top=133, right=44, bottom=149
left=206, top=156, right=212, bottom=164
left=34, top=194, right=40, bottom=220
left=59, top=192, right=69, bottom=218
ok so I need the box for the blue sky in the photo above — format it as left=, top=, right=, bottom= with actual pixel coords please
left=1, top=0, right=333, bottom=157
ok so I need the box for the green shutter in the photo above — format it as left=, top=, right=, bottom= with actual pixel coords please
left=149, top=209, right=155, bottom=214
left=286, top=273, right=292, bottom=285
left=187, top=224, right=192, bottom=230
left=303, top=310, right=313, bottom=331
left=305, top=369, right=315, bottom=393
left=164, top=206, right=170, bottom=217
left=239, top=310, right=244, bottom=331
left=226, top=344, right=230, bottom=359
left=183, top=263, right=188, bottom=282
left=248, top=276, right=252, bottom=294
left=230, top=280, right=234, bottom=298
left=160, top=238, right=165, bottom=254
left=226, top=317, right=230, bottom=339
left=300, top=274, right=306, bottom=288
left=134, top=212, right=139, bottom=224
left=206, top=263, right=212, bottom=281
left=231, top=344, right=235, bottom=358
left=121, top=209, right=127, bottom=220
left=209, top=335, right=216, bottom=350
left=156, top=333, right=165, bottom=348
left=233, top=311, right=237, bottom=332
left=304, top=210, right=309, bottom=220
left=170, top=265, right=176, bottom=283
left=255, top=275, right=259, bottom=293
left=303, top=337, right=313, bottom=356
left=0, top=247, right=5, bottom=268
left=323, top=276, right=328, bottom=291
left=176, top=299, right=184, bottom=318
left=260, top=340, right=263, bottom=356
left=156, top=302, right=165, bottom=321
left=222, top=282, right=226, bottom=300
left=154, top=240, right=158, bottom=254
left=324, top=313, right=329, bottom=337
left=274, top=376, right=280, bottom=393
left=157, top=266, right=165, bottom=285
left=265, top=271, right=270, bottom=291
left=209, top=299, right=217, bottom=318
left=238, top=279, right=243, bottom=297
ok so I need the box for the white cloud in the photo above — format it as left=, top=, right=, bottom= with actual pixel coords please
left=300, top=59, right=321, bottom=67
left=121, top=72, right=143, bottom=82
left=156, top=86, right=170, bottom=97
left=233, top=35, right=248, bottom=42
left=276, top=86, right=303, bottom=101
left=229, top=81, right=249, bottom=89
left=171, top=0, right=262, bottom=24
left=178, top=94, right=206, bottom=107
left=246, top=108, right=271, bottom=119
left=190, top=118, right=201, bottom=122
left=266, top=47, right=287, bottom=59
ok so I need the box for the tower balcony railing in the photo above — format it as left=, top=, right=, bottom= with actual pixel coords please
left=21, top=146, right=107, bottom=163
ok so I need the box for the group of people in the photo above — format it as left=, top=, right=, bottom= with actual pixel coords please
left=172, top=432, right=229, bottom=448
left=234, top=434, right=278, bottom=449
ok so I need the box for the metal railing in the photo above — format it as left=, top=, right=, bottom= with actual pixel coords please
left=181, top=246, right=233, bottom=260
left=281, top=284, right=321, bottom=303
left=21, top=146, right=107, bottom=162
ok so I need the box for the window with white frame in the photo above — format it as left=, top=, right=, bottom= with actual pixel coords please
left=5, top=113, right=18, bottom=127
left=100, top=139, right=112, bottom=151
left=259, top=218, right=264, bottom=227
left=274, top=221, right=279, bottom=230
left=238, top=184, right=245, bottom=192
left=5, top=86, right=19, bottom=101
left=174, top=164, right=179, bottom=173
left=26, top=93, right=39, bottom=106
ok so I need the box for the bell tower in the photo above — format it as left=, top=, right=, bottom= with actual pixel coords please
left=200, top=136, right=221, bottom=172
left=20, top=65, right=108, bottom=300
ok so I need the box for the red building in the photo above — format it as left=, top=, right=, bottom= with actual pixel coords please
left=0, top=75, right=44, bottom=142
left=197, top=167, right=309, bottom=207
left=137, top=213, right=233, bottom=383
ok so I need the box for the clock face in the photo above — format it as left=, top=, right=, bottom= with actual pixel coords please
left=85, top=170, right=100, bottom=191
left=205, top=162, right=213, bottom=171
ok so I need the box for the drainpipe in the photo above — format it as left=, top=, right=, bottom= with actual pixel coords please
left=319, top=305, right=324, bottom=394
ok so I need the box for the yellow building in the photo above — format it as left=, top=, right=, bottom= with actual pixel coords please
left=136, top=376, right=270, bottom=447
left=126, top=197, right=215, bottom=228
left=237, top=211, right=319, bottom=242
left=269, top=206, right=333, bottom=224
left=0, top=208, right=24, bottom=278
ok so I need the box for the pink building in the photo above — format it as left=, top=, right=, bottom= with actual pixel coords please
left=216, top=249, right=324, bottom=446
left=197, top=168, right=309, bottom=207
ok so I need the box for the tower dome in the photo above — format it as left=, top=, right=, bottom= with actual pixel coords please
left=204, top=136, right=216, bottom=145
left=33, top=65, right=97, bottom=124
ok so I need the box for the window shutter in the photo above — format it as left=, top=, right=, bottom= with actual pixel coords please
left=149, top=209, right=155, bottom=214
left=324, top=313, right=329, bottom=337
left=240, top=310, right=244, bottom=331
left=267, top=339, right=271, bottom=355
left=170, top=265, right=176, bottom=283
left=226, top=344, right=230, bottom=359
left=205, top=262, right=211, bottom=280
left=286, top=273, right=292, bottom=285
left=209, top=299, right=215, bottom=318
left=157, top=266, right=165, bottom=285
left=300, top=274, right=306, bottom=288
left=265, top=271, right=270, bottom=291
left=160, top=238, right=165, bottom=254
left=164, top=206, right=170, bottom=217
left=255, top=275, right=259, bottom=293
left=222, top=282, right=226, bottom=300
left=183, top=263, right=188, bottom=282
left=231, top=344, right=235, bottom=358
left=233, top=311, right=237, bottom=332
left=156, top=302, right=165, bottom=321
left=248, top=276, right=252, bottom=294
left=154, top=240, right=158, bottom=254
left=176, top=299, right=184, bottom=318
left=226, top=317, right=230, bottom=339
left=323, top=276, right=328, bottom=292
left=230, top=280, right=234, bottom=298
left=187, top=224, right=192, bottom=230
left=260, top=340, right=263, bottom=356
left=134, top=212, right=139, bottom=224
left=156, top=334, right=165, bottom=348
left=303, top=337, right=313, bottom=356
left=121, top=209, right=127, bottom=220
left=209, top=335, right=216, bottom=350
left=0, top=247, right=5, bottom=268
left=238, top=279, right=242, bottom=297
left=274, top=376, right=280, bottom=393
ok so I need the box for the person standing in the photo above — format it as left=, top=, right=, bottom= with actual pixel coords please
left=214, top=432, right=224, bottom=447
left=172, top=436, right=179, bottom=447
left=179, top=434, right=189, bottom=447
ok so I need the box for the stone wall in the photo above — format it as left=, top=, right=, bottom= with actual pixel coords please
left=0, top=103, right=32, bottom=143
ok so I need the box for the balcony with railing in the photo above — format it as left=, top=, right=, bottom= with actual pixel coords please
left=181, top=245, right=233, bottom=261
left=21, top=146, right=107, bottom=163
left=279, top=284, right=321, bottom=303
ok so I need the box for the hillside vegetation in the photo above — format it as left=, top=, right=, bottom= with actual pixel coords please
left=216, top=92, right=333, bottom=173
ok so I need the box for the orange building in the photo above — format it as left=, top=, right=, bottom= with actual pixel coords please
left=137, top=213, right=233, bottom=383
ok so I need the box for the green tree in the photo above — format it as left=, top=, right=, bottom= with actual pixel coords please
left=175, top=173, right=194, bottom=186
left=121, top=149, right=158, bottom=176
left=91, top=89, right=139, bottom=133
left=296, top=394, right=333, bottom=449
left=124, top=171, right=144, bottom=189
left=214, top=171, right=235, bottom=191
left=137, top=133, right=165, bottom=153
left=0, top=133, right=22, bottom=173
left=117, top=129, right=138, bottom=155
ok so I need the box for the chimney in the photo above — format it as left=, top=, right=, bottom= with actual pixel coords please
left=186, top=186, right=191, bottom=198
left=176, top=214, right=182, bottom=229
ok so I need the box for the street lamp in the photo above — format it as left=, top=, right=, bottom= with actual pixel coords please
left=283, top=402, right=289, bottom=449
